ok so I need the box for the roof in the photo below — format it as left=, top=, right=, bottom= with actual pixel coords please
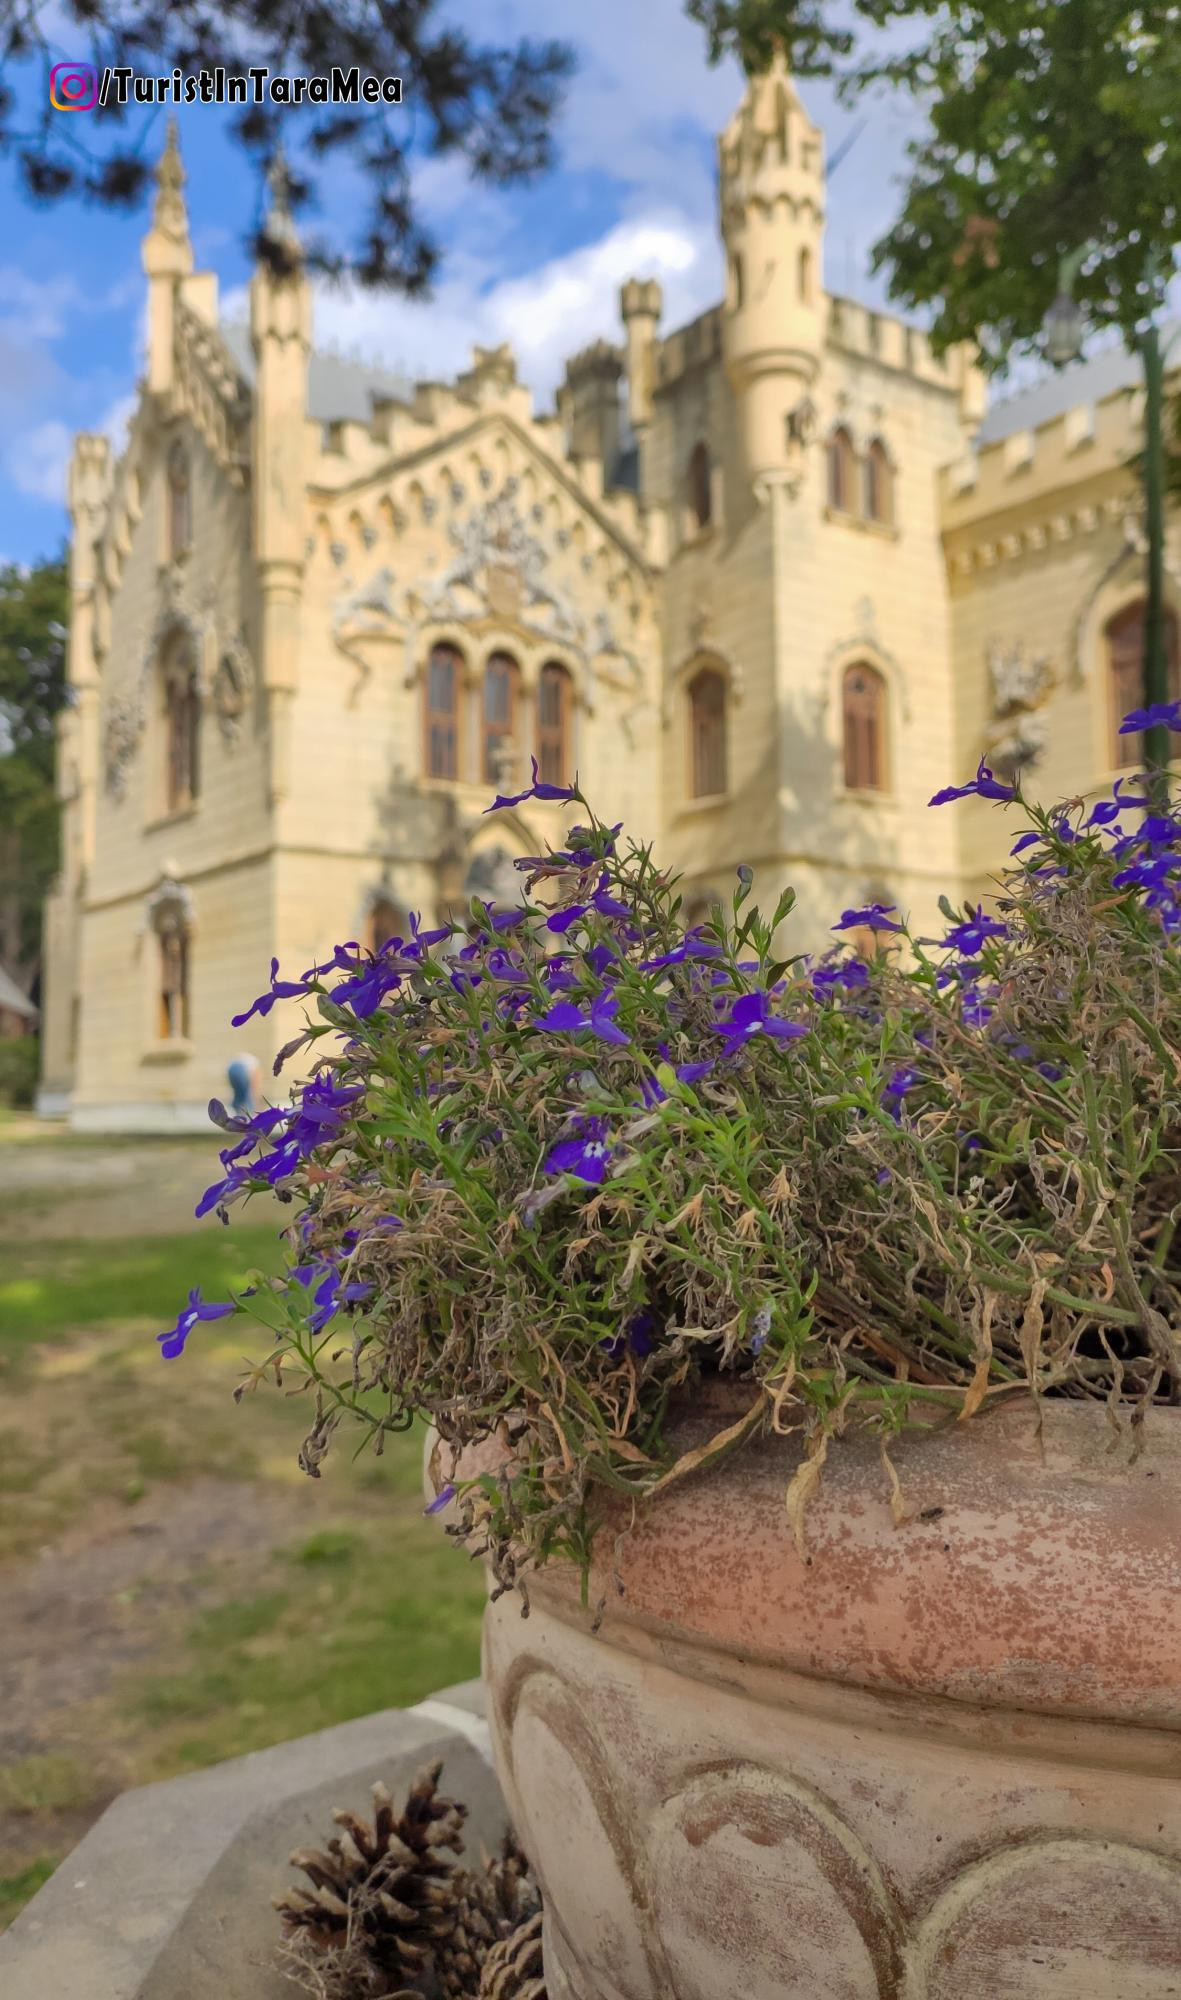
left=0, top=964, right=37, bottom=1020
left=975, top=323, right=1180, bottom=445
left=219, top=320, right=415, bottom=426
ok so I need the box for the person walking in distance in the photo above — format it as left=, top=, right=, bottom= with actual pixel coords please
left=226, top=1051, right=261, bottom=1116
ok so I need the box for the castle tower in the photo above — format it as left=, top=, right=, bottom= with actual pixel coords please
left=249, top=151, right=311, bottom=805
left=718, top=53, right=826, bottom=484
left=141, top=119, right=193, bottom=400
left=620, top=278, right=663, bottom=439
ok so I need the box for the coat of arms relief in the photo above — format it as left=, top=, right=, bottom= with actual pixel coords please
left=984, top=640, right=1055, bottom=777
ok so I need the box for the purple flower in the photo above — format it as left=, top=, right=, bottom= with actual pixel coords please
left=640, top=935, right=725, bottom=971
left=532, top=990, right=631, bottom=1046
left=232, top=957, right=310, bottom=1027
left=546, top=903, right=587, bottom=935
left=158, top=1286, right=236, bottom=1360
left=1112, top=853, right=1180, bottom=891
left=941, top=908, right=1008, bottom=955
left=590, top=874, right=631, bottom=920
left=832, top=904, right=904, bottom=934
left=544, top=1115, right=613, bottom=1184
left=961, top=987, right=994, bottom=1028
left=601, top=1310, right=659, bottom=1362
left=812, top=959, right=871, bottom=996
left=1119, top=701, right=1181, bottom=734
left=713, top=991, right=808, bottom=1053
left=929, top=758, right=1017, bottom=808
left=484, top=755, right=579, bottom=811
left=425, top=1482, right=456, bottom=1515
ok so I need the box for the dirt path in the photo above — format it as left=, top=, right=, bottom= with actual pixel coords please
left=0, top=1125, right=279, bottom=1240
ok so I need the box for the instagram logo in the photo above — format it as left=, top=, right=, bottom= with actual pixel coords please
left=50, top=61, right=99, bottom=110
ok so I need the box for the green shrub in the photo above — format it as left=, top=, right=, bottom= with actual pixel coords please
left=0, top=1035, right=38, bottom=1108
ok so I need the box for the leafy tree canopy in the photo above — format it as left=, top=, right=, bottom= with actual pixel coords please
left=0, top=555, right=69, bottom=991
left=1, top=0, right=573, bottom=290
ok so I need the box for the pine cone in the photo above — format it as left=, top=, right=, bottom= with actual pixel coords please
left=435, top=1832, right=541, bottom=1999
left=478, top=1908, right=547, bottom=2000
left=275, top=1759, right=468, bottom=1997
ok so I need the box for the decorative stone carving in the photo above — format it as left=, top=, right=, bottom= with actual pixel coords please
left=984, top=639, right=1054, bottom=774
left=212, top=635, right=255, bottom=742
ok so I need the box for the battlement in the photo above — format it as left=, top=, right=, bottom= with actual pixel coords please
left=940, top=352, right=1169, bottom=533
left=565, top=339, right=623, bottom=383
left=654, top=307, right=723, bottom=394
left=825, top=295, right=969, bottom=398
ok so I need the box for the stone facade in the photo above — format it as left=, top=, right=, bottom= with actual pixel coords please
left=40, top=60, right=1181, bottom=1129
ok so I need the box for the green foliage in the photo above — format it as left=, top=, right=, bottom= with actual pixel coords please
left=0, top=1035, right=38, bottom=1107
left=197, top=773, right=1181, bottom=1589
left=0, top=1223, right=281, bottom=1346
left=0, top=554, right=69, bottom=993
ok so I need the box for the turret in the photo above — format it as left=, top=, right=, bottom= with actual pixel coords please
left=140, top=120, right=193, bottom=400
left=249, top=152, right=311, bottom=801
left=620, top=278, right=662, bottom=436
left=718, top=53, right=825, bottom=483
left=559, top=340, right=623, bottom=472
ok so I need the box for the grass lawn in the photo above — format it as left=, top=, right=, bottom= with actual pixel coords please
left=0, top=1206, right=486, bottom=1930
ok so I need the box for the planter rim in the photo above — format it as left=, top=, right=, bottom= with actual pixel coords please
left=431, top=1391, right=1181, bottom=1729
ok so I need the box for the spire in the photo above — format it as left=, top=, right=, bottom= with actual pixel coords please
left=261, top=146, right=302, bottom=261
left=151, top=117, right=191, bottom=253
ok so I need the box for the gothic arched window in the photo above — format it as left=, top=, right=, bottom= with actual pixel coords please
left=483, top=651, right=520, bottom=785
left=167, top=441, right=191, bottom=560
left=688, top=666, right=727, bottom=799
left=163, top=636, right=200, bottom=811
left=864, top=439, right=893, bottom=525
left=842, top=662, right=887, bottom=792
left=798, top=247, right=813, bottom=304
left=1107, top=601, right=1181, bottom=767
left=687, top=441, right=712, bottom=533
left=369, top=895, right=407, bottom=954
left=425, top=642, right=463, bottom=780
left=827, top=427, right=854, bottom=513
left=151, top=891, right=191, bottom=1041
left=537, top=662, right=571, bottom=787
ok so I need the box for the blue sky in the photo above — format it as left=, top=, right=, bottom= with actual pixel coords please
left=0, top=0, right=933, bottom=566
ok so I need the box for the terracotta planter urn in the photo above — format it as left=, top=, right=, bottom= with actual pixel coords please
left=428, top=1386, right=1181, bottom=1999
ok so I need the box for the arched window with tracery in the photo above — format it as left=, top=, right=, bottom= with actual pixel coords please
left=369, top=894, right=407, bottom=954
left=842, top=662, right=887, bottom=792
left=537, top=662, right=571, bottom=787
left=864, top=439, right=893, bottom=526
left=1107, top=601, right=1181, bottom=767
left=150, top=888, right=191, bottom=1041
left=827, top=427, right=854, bottom=513
left=425, top=642, right=463, bottom=780
left=167, top=441, right=191, bottom=560
left=688, top=666, right=727, bottom=799
left=483, top=651, right=520, bottom=785
left=163, top=635, right=200, bottom=811
left=687, top=441, right=712, bottom=533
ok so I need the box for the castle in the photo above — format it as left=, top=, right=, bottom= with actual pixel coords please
left=39, top=58, right=1180, bottom=1128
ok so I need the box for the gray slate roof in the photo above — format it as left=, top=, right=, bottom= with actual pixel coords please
left=976, top=323, right=1180, bottom=445
left=0, top=963, right=37, bottom=1020
left=219, top=320, right=415, bottom=425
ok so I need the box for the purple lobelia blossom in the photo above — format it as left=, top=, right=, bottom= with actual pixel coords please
left=424, top=1483, right=456, bottom=1516
left=1118, top=700, right=1181, bottom=735
left=881, top=1066, right=922, bottom=1122
left=232, top=957, right=311, bottom=1026
left=812, top=958, right=871, bottom=997
left=713, top=991, right=808, bottom=1054
left=484, top=755, right=580, bottom=811
left=832, top=904, right=904, bottom=934
left=941, top=908, right=1008, bottom=955
left=929, top=758, right=1017, bottom=808
left=601, top=1310, right=659, bottom=1361
left=532, top=989, right=631, bottom=1046
left=1112, top=853, right=1181, bottom=892
left=158, top=1286, right=236, bottom=1359
left=639, top=933, right=725, bottom=971
left=544, top=1115, right=613, bottom=1184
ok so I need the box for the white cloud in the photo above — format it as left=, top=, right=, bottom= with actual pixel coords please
left=309, top=208, right=717, bottom=404
left=6, top=419, right=73, bottom=505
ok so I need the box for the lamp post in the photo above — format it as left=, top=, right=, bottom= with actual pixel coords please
left=1042, top=251, right=1172, bottom=803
